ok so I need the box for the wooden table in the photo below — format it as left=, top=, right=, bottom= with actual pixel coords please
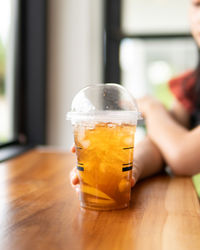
left=0, top=149, right=200, bottom=250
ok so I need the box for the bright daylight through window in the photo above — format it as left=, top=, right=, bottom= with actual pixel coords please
left=0, top=0, right=17, bottom=144
left=121, top=0, right=198, bottom=107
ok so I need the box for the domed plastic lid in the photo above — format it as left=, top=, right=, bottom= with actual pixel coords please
left=67, top=83, right=142, bottom=124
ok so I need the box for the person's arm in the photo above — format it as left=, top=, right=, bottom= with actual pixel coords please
left=170, top=98, right=190, bottom=128
left=133, top=137, right=164, bottom=182
left=139, top=97, right=200, bottom=176
left=134, top=98, right=191, bottom=181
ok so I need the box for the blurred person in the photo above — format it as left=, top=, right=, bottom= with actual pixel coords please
left=70, top=0, right=200, bottom=188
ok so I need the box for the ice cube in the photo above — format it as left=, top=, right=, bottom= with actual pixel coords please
left=118, top=179, right=131, bottom=193
left=99, top=163, right=106, bottom=173
left=124, top=137, right=133, bottom=145
left=81, top=140, right=90, bottom=148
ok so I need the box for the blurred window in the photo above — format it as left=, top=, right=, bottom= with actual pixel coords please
left=0, top=0, right=47, bottom=162
left=120, top=38, right=197, bottom=107
left=121, top=0, right=190, bottom=35
left=105, top=0, right=198, bottom=107
left=0, top=0, right=18, bottom=144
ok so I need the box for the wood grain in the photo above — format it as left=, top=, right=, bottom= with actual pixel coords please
left=0, top=149, right=200, bottom=250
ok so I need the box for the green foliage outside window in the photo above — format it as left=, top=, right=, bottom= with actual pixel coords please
left=0, top=38, right=5, bottom=96
left=152, top=83, right=173, bottom=109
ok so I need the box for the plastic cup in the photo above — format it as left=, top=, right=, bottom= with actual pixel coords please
left=67, top=84, right=141, bottom=210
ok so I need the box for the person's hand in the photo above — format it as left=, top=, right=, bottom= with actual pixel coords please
left=137, top=95, right=171, bottom=146
left=69, top=145, right=140, bottom=188
left=137, top=96, right=166, bottom=119
left=70, top=145, right=80, bottom=186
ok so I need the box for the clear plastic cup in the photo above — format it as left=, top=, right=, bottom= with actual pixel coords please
left=67, top=83, right=141, bottom=210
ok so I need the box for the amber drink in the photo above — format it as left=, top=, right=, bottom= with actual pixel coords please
left=74, top=122, right=136, bottom=210
left=67, top=83, right=141, bottom=210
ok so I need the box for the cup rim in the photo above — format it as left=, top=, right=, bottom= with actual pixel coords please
left=66, top=110, right=143, bottom=123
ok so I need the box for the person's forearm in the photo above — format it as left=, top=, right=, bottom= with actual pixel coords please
left=145, top=106, right=188, bottom=167
left=134, top=137, right=165, bottom=180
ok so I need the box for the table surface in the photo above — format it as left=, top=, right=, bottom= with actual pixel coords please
left=0, top=149, right=200, bottom=250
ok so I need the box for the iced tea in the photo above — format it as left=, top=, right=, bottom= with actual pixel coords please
left=74, top=122, right=136, bottom=210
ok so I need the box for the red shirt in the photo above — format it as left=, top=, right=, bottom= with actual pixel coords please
left=169, top=71, right=196, bottom=113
